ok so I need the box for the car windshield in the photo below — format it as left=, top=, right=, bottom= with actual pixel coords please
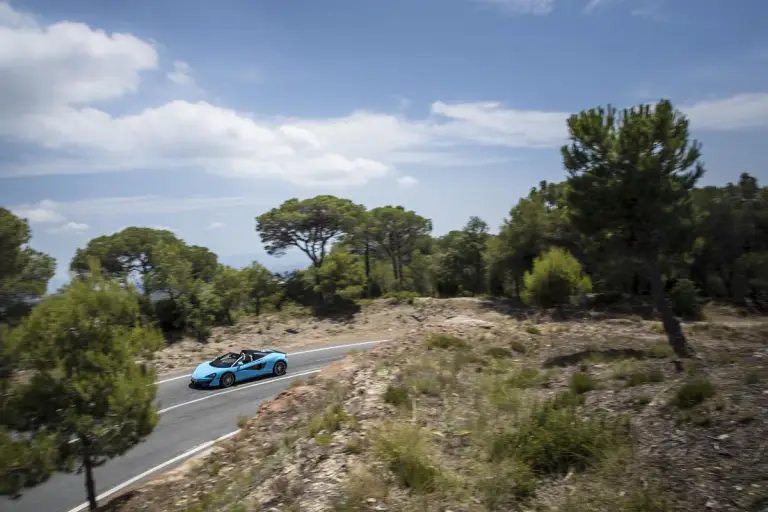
left=209, top=352, right=241, bottom=368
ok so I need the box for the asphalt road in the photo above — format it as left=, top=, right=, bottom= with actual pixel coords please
left=2, top=340, right=382, bottom=512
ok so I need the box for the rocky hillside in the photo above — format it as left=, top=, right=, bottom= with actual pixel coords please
left=116, top=302, right=768, bottom=512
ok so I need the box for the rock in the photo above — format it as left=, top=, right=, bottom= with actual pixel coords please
left=717, top=434, right=730, bottom=440
left=286, top=328, right=299, bottom=334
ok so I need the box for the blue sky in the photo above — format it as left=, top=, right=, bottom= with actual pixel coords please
left=2, top=0, right=767, bottom=291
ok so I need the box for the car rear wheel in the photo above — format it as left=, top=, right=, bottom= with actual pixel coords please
left=221, top=372, right=235, bottom=388
left=273, top=360, right=287, bottom=376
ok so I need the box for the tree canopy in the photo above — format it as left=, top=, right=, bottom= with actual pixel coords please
left=255, top=195, right=365, bottom=269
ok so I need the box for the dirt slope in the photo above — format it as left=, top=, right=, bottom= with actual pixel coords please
left=118, top=300, right=768, bottom=512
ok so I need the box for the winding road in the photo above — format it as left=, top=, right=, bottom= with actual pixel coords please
left=2, top=340, right=383, bottom=512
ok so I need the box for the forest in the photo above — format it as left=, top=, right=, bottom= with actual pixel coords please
left=1, top=100, right=767, bottom=508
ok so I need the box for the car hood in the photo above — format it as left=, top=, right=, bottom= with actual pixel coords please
left=192, top=361, right=221, bottom=379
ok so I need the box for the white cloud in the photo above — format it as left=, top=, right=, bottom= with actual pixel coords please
left=431, top=101, right=568, bottom=147
left=12, top=199, right=64, bottom=223
left=167, top=60, right=193, bottom=85
left=682, top=93, right=768, bottom=130
left=207, top=221, right=225, bottom=230
left=476, top=0, right=555, bottom=15
left=50, top=221, right=89, bottom=233
left=397, top=175, right=418, bottom=187
left=153, top=225, right=175, bottom=233
left=0, top=3, right=573, bottom=187
left=12, top=195, right=269, bottom=218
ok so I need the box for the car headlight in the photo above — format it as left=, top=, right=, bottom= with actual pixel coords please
left=206, top=373, right=217, bottom=379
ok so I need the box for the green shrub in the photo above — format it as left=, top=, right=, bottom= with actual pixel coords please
left=552, top=390, right=586, bottom=409
left=382, top=291, right=419, bottom=304
left=525, top=325, right=542, bottom=335
left=671, top=378, right=716, bottom=409
left=425, top=333, right=468, bottom=350
left=489, top=399, right=630, bottom=475
left=506, top=367, right=548, bottom=389
left=569, top=372, right=599, bottom=394
left=521, top=248, right=592, bottom=308
left=486, top=347, right=513, bottom=359
left=648, top=342, right=674, bottom=359
left=625, top=369, right=664, bottom=387
left=510, top=341, right=528, bottom=354
left=307, top=402, right=352, bottom=437
left=481, top=461, right=538, bottom=508
left=384, top=384, right=411, bottom=408
left=669, top=279, right=701, bottom=319
left=373, top=423, right=440, bottom=493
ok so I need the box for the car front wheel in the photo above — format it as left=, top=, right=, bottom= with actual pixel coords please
left=273, top=360, right=287, bottom=376
left=220, top=372, right=235, bottom=388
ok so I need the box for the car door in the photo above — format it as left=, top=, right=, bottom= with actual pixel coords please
left=236, top=357, right=268, bottom=381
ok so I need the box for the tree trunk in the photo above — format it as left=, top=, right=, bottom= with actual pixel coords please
left=364, top=243, right=372, bottom=298
left=254, top=297, right=261, bottom=317
left=648, top=264, right=695, bottom=358
left=397, top=257, right=405, bottom=286
left=82, top=441, right=98, bottom=511
left=391, top=256, right=399, bottom=282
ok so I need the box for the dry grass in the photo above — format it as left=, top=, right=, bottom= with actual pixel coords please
left=105, top=300, right=768, bottom=512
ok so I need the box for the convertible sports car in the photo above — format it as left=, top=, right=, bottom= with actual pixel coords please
left=190, top=349, right=288, bottom=388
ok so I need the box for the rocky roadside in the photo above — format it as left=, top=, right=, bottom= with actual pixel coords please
left=109, top=308, right=768, bottom=512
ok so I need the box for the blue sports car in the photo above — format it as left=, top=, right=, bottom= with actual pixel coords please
left=190, top=349, right=288, bottom=388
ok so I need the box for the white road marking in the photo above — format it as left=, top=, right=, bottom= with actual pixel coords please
left=66, top=429, right=240, bottom=512
left=155, top=339, right=386, bottom=385
left=157, top=368, right=321, bottom=414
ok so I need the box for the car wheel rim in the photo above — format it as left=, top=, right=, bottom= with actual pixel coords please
left=223, top=374, right=233, bottom=386
left=275, top=362, right=286, bottom=375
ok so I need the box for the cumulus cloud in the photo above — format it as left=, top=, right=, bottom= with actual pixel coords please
left=475, top=0, right=555, bottom=15
left=207, top=221, right=225, bottom=230
left=682, top=93, right=768, bottom=130
left=5, top=3, right=760, bottom=189
left=0, top=3, right=577, bottom=187
left=167, top=60, right=193, bottom=85
left=12, top=195, right=268, bottom=218
left=50, top=221, right=89, bottom=233
left=397, top=175, right=418, bottom=187
left=12, top=199, right=64, bottom=223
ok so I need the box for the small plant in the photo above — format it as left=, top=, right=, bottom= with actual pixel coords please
left=373, top=423, right=441, bottom=493
left=290, top=378, right=305, bottom=389
left=481, top=461, right=538, bottom=508
left=648, top=342, right=674, bottom=359
left=345, top=436, right=364, bottom=454
left=486, top=347, right=513, bottom=359
left=671, top=377, right=716, bottom=409
left=236, top=415, right=249, bottom=429
left=745, top=371, right=761, bottom=385
left=506, top=367, right=548, bottom=389
left=383, top=291, right=419, bottom=304
left=489, top=399, right=630, bottom=475
left=552, top=390, right=585, bottom=409
left=569, top=372, right=599, bottom=394
left=510, top=341, right=527, bottom=354
left=307, top=402, right=352, bottom=437
left=315, top=433, right=334, bottom=447
left=625, top=369, right=665, bottom=387
left=332, top=466, right=388, bottom=512
left=635, top=394, right=652, bottom=406
left=384, top=384, right=412, bottom=408
left=425, top=333, right=468, bottom=350
left=525, top=325, right=542, bottom=335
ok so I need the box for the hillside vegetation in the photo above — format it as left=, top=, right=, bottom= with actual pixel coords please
left=103, top=301, right=768, bottom=512
left=1, top=99, right=767, bottom=509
